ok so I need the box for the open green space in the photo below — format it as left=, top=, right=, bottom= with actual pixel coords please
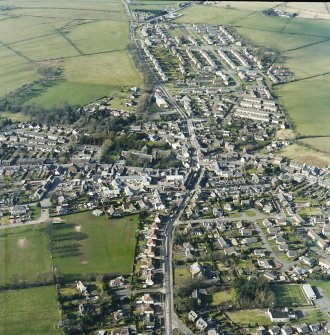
left=280, top=143, right=330, bottom=168
left=67, top=20, right=129, bottom=54
left=0, top=0, right=142, bottom=110
left=0, top=224, right=52, bottom=286
left=0, top=286, right=61, bottom=335
left=26, top=81, right=121, bottom=109
left=211, top=289, right=235, bottom=306
left=52, top=211, right=138, bottom=279
left=177, top=6, right=252, bottom=25
left=0, top=46, right=37, bottom=96
left=273, top=284, right=308, bottom=307
left=25, top=51, right=142, bottom=108
left=227, top=309, right=271, bottom=326
left=174, top=267, right=191, bottom=286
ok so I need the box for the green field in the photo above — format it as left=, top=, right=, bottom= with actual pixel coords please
left=280, top=143, right=330, bottom=167
left=52, top=212, right=138, bottom=279
left=273, top=284, right=308, bottom=307
left=177, top=2, right=330, bottom=161
left=0, top=225, right=52, bottom=285
left=227, top=309, right=271, bottom=326
left=0, top=286, right=61, bottom=335
left=0, top=0, right=142, bottom=108
left=211, top=289, right=235, bottom=306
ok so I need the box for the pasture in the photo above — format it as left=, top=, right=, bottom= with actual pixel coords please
left=0, top=286, right=61, bottom=335
left=272, top=284, right=308, bottom=307
left=0, top=0, right=142, bottom=109
left=52, top=211, right=138, bottom=279
left=0, top=224, right=53, bottom=286
left=274, top=75, right=330, bottom=137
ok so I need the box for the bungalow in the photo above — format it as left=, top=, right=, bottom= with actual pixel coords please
left=254, top=249, right=266, bottom=258
left=188, top=310, right=198, bottom=322
left=258, top=259, right=273, bottom=269
left=142, top=294, right=154, bottom=305
left=196, top=317, right=208, bottom=331
left=109, top=276, right=125, bottom=288
left=295, top=324, right=309, bottom=334
left=264, top=271, right=277, bottom=281
left=282, top=325, right=293, bottom=335
left=269, top=326, right=281, bottom=335
left=319, top=258, right=330, bottom=270
left=267, top=309, right=289, bottom=323
left=10, top=205, right=27, bottom=216
left=76, top=280, right=88, bottom=294
left=93, top=209, right=103, bottom=216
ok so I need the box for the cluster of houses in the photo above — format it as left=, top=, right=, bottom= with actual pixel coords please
left=137, top=216, right=162, bottom=287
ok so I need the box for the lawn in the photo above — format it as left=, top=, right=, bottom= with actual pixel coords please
left=227, top=309, right=271, bottom=326
left=245, top=210, right=256, bottom=217
left=174, top=267, right=191, bottom=286
left=211, top=289, right=235, bottom=306
left=272, top=284, right=308, bottom=308
left=0, top=224, right=53, bottom=285
left=0, top=286, right=61, bottom=335
left=52, top=211, right=138, bottom=279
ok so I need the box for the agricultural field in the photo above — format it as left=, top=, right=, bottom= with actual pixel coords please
left=130, top=0, right=182, bottom=11
left=0, top=0, right=142, bottom=110
left=280, top=144, right=330, bottom=167
left=52, top=212, right=138, bottom=280
left=0, top=286, right=61, bottom=335
left=272, top=284, right=308, bottom=307
left=177, top=2, right=330, bottom=160
left=0, top=224, right=53, bottom=286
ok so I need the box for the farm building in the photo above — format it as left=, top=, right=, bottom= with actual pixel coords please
left=302, top=284, right=316, bottom=301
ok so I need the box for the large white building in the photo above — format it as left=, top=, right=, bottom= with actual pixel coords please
left=302, top=284, right=316, bottom=301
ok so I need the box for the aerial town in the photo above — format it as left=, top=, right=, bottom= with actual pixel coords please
left=0, top=1, right=330, bottom=335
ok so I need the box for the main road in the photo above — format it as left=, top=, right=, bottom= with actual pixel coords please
left=121, top=1, right=203, bottom=333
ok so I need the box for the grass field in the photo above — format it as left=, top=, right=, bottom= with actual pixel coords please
left=279, top=144, right=330, bottom=167
left=0, top=0, right=142, bottom=109
left=0, top=224, right=52, bottom=285
left=0, top=286, right=61, bottom=335
left=273, top=284, right=308, bottom=307
left=227, top=309, right=271, bottom=326
left=52, top=212, right=138, bottom=279
left=0, top=46, right=37, bottom=96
